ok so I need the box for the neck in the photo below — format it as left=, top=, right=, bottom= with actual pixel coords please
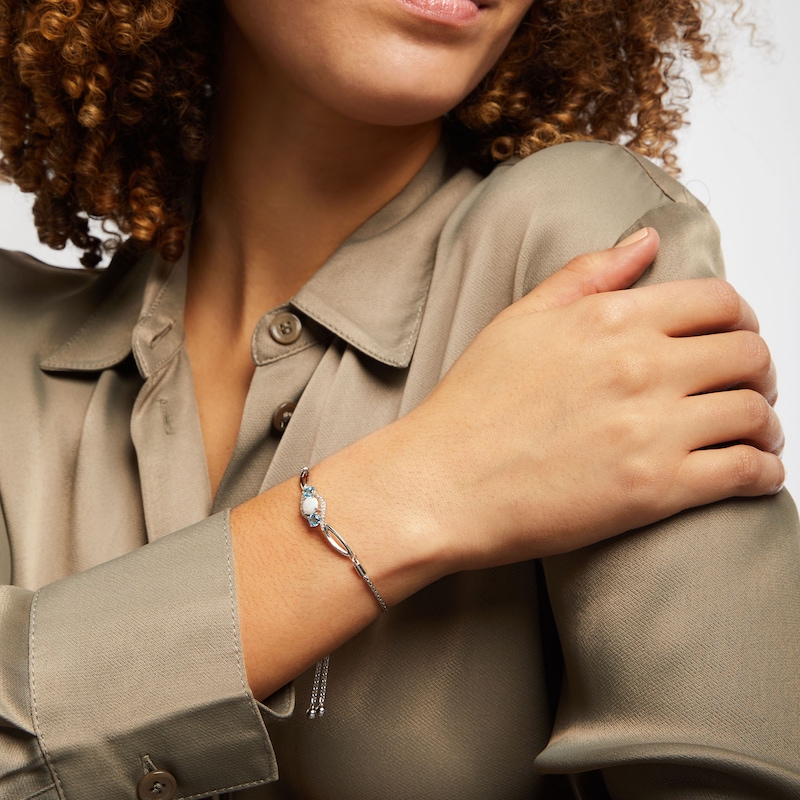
left=187, top=20, right=441, bottom=343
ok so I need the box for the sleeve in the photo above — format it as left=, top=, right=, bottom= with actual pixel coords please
left=522, top=148, right=800, bottom=797
left=536, top=494, right=800, bottom=799
left=0, top=508, right=293, bottom=800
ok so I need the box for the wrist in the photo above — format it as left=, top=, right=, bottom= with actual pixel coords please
left=311, top=415, right=454, bottom=606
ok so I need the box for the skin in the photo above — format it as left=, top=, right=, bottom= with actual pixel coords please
left=183, top=0, right=784, bottom=699
left=186, top=0, right=534, bottom=494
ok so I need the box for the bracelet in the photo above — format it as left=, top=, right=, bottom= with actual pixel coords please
left=299, top=467, right=388, bottom=718
left=299, top=468, right=388, bottom=612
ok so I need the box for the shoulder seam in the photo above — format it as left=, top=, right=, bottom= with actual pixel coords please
left=614, top=145, right=688, bottom=204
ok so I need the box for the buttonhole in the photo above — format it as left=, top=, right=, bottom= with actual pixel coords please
left=157, top=398, right=175, bottom=435
left=149, top=322, right=173, bottom=349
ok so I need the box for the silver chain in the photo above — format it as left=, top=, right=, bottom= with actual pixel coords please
left=307, top=655, right=330, bottom=719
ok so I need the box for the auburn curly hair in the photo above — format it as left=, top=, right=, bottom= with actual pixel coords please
left=0, top=0, right=738, bottom=267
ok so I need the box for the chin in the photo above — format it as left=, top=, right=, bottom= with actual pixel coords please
left=339, top=92, right=464, bottom=127
left=310, top=67, right=477, bottom=128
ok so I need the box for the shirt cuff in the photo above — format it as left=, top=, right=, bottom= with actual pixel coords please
left=29, top=511, right=281, bottom=800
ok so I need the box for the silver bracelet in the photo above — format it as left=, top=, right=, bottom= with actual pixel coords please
left=299, top=467, right=388, bottom=718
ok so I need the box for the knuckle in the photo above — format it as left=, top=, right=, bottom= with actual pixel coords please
left=710, top=279, right=742, bottom=325
left=740, top=297, right=760, bottom=334
left=610, top=351, right=656, bottom=394
left=612, top=418, right=664, bottom=495
left=585, top=291, right=630, bottom=334
left=775, top=459, right=787, bottom=490
left=766, top=363, right=779, bottom=406
left=620, top=455, right=666, bottom=503
left=740, top=390, right=771, bottom=432
left=741, top=331, right=772, bottom=374
left=730, top=447, right=762, bottom=488
left=775, top=427, right=786, bottom=456
left=570, top=251, right=604, bottom=274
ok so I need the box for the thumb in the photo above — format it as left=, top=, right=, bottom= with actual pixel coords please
left=521, top=227, right=660, bottom=314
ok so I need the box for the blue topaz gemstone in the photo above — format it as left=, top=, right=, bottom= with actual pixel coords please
left=308, top=513, right=322, bottom=528
left=302, top=486, right=315, bottom=498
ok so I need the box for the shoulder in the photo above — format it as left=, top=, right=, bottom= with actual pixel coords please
left=447, top=141, right=722, bottom=298
left=0, top=248, right=124, bottom=377
left=425, top=141, right=724, bottom=364
left=0, top=248, right=101, bottom=336
left=0, top=248, right=99, bottom=295
left=480, top=140, right=701, bottom=218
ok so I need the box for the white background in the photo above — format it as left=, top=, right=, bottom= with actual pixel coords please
left=0, top=1, right=797, bottom=497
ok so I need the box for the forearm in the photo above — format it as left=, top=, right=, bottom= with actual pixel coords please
left=232, top=418, right=448, bottom=700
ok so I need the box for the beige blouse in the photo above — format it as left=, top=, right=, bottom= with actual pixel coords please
left=0, top=141, right=798, bottom=800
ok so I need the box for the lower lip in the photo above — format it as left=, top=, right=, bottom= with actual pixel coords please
left=395, top=0, right=482, bottom=25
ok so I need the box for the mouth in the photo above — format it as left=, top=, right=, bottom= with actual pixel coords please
left=395, top=0, right=487, bottom=25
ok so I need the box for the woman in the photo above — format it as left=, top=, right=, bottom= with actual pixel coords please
left=0, top=1, right=797, bottom=799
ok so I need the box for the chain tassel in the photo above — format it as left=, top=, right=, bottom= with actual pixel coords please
left=307, top=655, right=330, bottom=719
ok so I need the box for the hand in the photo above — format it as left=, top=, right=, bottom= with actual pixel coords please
left=386, top=227, right=784, bottom=569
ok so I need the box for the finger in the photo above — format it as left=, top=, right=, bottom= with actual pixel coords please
left=761, top=359, right=779, bottom=407
left=680, top=390, right=784, bottom=455
left=518, top=227, right=659, bottom=314
left=738, top=295, right=760, bottom=335
left=677, top=446, right=785, bottom=505
left=669, top=330, right=777, bottom=402
left=615, top=278, right=755, bottom=336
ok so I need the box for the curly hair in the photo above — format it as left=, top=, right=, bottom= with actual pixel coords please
left=0, top=0, right=738, bottom=267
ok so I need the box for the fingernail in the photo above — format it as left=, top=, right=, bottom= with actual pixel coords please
left=615, top=228, right=650, bottom=248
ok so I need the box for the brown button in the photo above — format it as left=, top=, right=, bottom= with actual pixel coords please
left=269, top=312, right=302, bottom=345
left=272, top=401, right=297, bottom=435
left=137, top=770, right=178, bottom=800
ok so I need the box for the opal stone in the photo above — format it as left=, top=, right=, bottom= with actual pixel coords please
left=301, top=496, right=319, bottom=517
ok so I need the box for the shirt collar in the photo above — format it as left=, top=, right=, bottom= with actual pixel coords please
left=39, top=250, right=155, bottom=373
left=292, top=145, right=480, bottom=367
left=40, top=144, right=481, bottom=373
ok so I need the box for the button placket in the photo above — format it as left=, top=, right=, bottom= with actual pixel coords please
left=212, top=317, right=329, bottom=512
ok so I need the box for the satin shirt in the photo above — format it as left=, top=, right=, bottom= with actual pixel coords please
left=1, top=141, right=798, bottom=800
